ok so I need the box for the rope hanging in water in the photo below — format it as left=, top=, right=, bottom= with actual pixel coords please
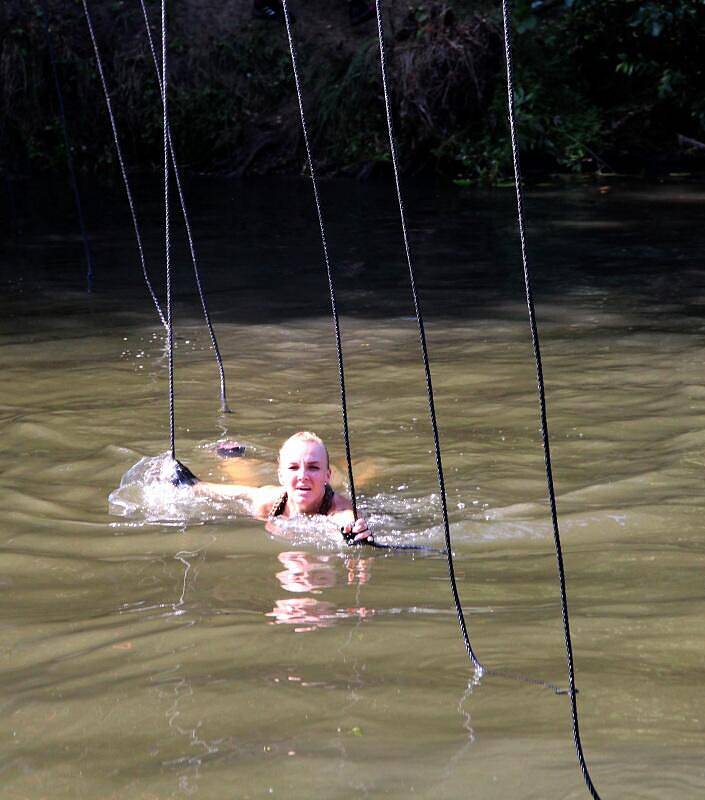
left=80, top=0, right=165, bottom=327
left=161, top=0, right=176, bottom=462
left=137, top=0, right=231, bottom=414
left=373, top=0, right=482, bottom=671
left=501, top=1, right=601, bottom=797
left=82, top=0, right=230, bottom=413
left=275, top=2, right=579, bottom=681
left=39, top=0, right=94, bottom=288
left=280, top=0, right=358, bottom=520
left=373, top=0, right=572, bottom=694
left=158, top=0, right=196, bottom=488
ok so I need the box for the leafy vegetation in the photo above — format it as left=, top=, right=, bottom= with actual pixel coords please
left=1, top=0, right=703, bottom=182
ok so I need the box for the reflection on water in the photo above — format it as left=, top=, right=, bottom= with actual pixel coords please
left=275, top=551, right=339, bottom=593
left=268, top=551, right=375, bottom=632
left=2, top=178, right=705, bottom=798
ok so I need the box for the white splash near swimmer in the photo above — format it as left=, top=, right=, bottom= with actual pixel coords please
left=108, top=452, right=239, bottom=525
left=108, top=450, right=526, bottom=548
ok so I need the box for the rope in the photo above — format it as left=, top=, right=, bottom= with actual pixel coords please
left=277, top=0, right=572, bottom=699
left=161, top=0, right=175, bottom=460
left=80, top=0, right=165, bottom=327
left=39, top=0, right=94, bottom=288
left=280, top=0, right=358, bottom=519
left=501, top=1, right=601, bottom=797
left=277, top=0, right=571, bottom=697
left=137, top=0, right=231, bottom=413
left=373, top=0, right=482, bottom=671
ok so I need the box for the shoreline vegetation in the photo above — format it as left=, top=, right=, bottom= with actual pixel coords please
left=2, top=0, right=704, bottom=184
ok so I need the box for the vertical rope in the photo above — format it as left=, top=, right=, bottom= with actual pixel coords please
left=373, top=0, right=481, bottom=670
left=81, top=0, right=166, bottom=327
left=162, top=0, right=175, bottom=460
left=280, top=0, right=358, bottom=518
left=39, top=0, right=94, bottom=288
left=138, top=0, right=231, bottom=413
left=501, top=2, right=601, bottom=797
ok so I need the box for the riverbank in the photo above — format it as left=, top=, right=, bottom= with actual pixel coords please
left=2, top=0, right=704, bottom=183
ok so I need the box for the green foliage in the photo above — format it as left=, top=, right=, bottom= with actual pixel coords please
left=0, top=0, right=702, bottom=182
left=312, top=36, right=388, bottom=168
left=312, top=4, right=501, bottom=175
left=448, top=0, right=705, bottom=182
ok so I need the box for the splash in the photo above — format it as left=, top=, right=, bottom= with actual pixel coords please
left=362, top=490, right=444, bottom=541
left=108, top=452, right=243, bottom=525
left=266, top=515, right=351, bottom=550
left=265, top=492, right=447, bottom=552
left=359, top=491, right=547, bottom=545
left=108, top=455, right=531, bottom=546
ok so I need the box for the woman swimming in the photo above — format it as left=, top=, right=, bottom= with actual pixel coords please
left=194, top=431, right=373, bottom=543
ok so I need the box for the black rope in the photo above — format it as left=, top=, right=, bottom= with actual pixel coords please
left=161, top=0, right=175, bottom=461
left=373, top=0, right=482, bottom=672
left=280, top=0, right=358, bottom=519
left=347, top=534, right=443, bottom=554
left=137, top=0, right=231, bottom=414
left=501, top=1, right=601, bottom=796
left=39, top=0, right=94, bottom=288
left=372, top=543, right=439, bottom=552
left=81, top=0, right=165, bottom=327
left=275, top=0, right=571, bottom=697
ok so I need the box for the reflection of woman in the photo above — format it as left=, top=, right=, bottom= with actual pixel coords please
left=195, top=432, right=373, bottom=543
left=275, top=551, right=337, bottom=593
left=267, top=550, right=375, bottom=632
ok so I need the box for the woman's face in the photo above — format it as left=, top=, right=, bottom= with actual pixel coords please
left=278, top=439, right=331, bottom=514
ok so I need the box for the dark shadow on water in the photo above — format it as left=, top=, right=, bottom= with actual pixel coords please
left=2, top=176, right=705, bottom=328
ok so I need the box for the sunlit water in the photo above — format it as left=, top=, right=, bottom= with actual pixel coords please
left=1, top=178, right=705, bottom=798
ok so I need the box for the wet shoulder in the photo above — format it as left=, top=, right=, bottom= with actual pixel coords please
left=329, top=491, right=352, bottom=518
left=328, top=492, right=355, bottom=525
left=252, top=485, right=284, bottom=518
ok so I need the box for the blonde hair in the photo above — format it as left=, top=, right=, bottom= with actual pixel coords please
left=278, top=431, right=329, bottom=469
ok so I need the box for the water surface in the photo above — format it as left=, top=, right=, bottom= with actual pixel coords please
left=1, top=178, right=705, bottom=799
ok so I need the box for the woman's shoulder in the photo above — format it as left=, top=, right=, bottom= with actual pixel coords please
left=328, top=490, right=354, bottom=526
left=252, top=484, right=284, bottom=518
left=329, top=491, right=352, bottom=513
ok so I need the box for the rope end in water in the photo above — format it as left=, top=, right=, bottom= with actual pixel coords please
left=169, top=459, right=199, bottom=487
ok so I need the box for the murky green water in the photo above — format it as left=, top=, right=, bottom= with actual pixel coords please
left=2, top=178, right=705, bottom=798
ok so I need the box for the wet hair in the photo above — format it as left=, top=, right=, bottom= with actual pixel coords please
left=278, top=431, right=330, bottom=469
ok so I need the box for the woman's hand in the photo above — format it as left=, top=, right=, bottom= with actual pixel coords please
left=342, top=517, right=374, bottom=544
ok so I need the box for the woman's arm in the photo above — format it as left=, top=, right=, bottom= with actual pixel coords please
left=195, top=481, right=281, bottom=518
left=194, top=481, right=257, bottom=503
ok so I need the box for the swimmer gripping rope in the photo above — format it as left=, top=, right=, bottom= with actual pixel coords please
left=145, top=7, right=599, bottom=797
left=281, top=0, right=445, bottom=557
left=340, top=526, right=442, bottom=554
left=281, top=0, right=358, bottom=522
